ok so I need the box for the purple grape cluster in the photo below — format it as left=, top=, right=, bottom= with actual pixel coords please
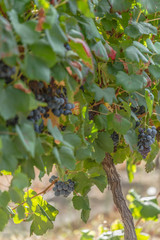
left=111, top=131, right=119, bottom=146
left=131, top=105, right=145, bottom=116
left=27, top=108, right=44, bottom=133
left=51, top=96, right=75, bottom=117
left=28, top=81, right=75, bottom=133
left=49, top=176, right=75, bottom=198
left=0, top=60, right=15, bottom=84
left=138, top=126, right=157, bottom=159
left=33, top=82, right=75, bottom=117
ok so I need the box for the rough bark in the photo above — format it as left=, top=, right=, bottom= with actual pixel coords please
left=102, top=153, right=137, bottom=240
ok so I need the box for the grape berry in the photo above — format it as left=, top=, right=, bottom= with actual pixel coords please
left=138, top=126, right=157, bottom=159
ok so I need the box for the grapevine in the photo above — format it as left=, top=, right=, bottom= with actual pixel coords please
left=0, top=1, right=160, bottom=239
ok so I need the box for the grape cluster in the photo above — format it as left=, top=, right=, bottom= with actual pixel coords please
left=49, top=175, right=75, bottom=198
left=28, top=81, right=75, bottom=133
left=0, top=60, right=15, bottom=84
left=138, top=126, right=157, bottom=159
left=131, top=105, right=145, bottom=116
left=111, top=131, right=119, bottom=146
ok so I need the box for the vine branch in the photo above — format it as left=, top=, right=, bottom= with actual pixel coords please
left=102, top=153, right=137, bottom=240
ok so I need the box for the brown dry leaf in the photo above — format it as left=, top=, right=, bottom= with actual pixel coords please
left=14, top=83, right=31, bottom=94
left=103, top=102, right=113, bottom=112
left=36, top=8, right=45, bottom=32
left=119, top=58, right=128, bottom=73
left=70, top=61, right=82, bottom=71
left=72, top=101, right=80, bottom=115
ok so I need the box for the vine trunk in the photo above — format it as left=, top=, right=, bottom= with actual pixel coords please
left=102, top=153, right=137, bottom=240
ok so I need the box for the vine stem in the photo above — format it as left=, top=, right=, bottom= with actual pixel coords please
left=102, top=153, right=137, bottom=240
left=0, top=132, right=17, bottom=136
left=55, top=0, right=68, bottom=8
left=12, top=179, right=58, bottom=211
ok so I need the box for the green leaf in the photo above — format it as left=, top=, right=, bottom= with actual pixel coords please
left=0, top=136, right=18, bottom=172
left=101, top=17, right=117, bottom=31
left=125, top=46, right=148, bottom=63
left=0, top=16, right=18, bottom=58
left=11, top=172, right=29, bottom=190
left=155, top=105, right=160, bottom=121
left=0, top=191, right=10, bottom=208
left=0, top=208, right=9, bottom=231
left=116, top=71, right=145, bottom=92
left=63, top=133, right=81, bottom=148
left=88, top=84, right=116, bottom=104
left=92, top=41, right=109, bottom=61
left=125, top=21, right=157, bottom=38
left=59, top=146, right=75, bottom=170
left=94, top=115, right=108, bottom=130
left=96, top=132, right=114, bottom=153
left=53, top=146, right=76, bottom=170
left=145, top=143, right=159, bottom=171
left=29, top=195, right=58, bottom=235
left=128, top=189, right=160, bottom=220
left=77, top=16, right=102, bottom=40
left=23, top=53, right=50, bottom=83
left=127, top=158, right=136, bottom=182
left=30, top=214, right=53, bottom=235
left=8, top=10, right=40, bottom=44
left=16, top=122, right=36, bottom=157
left=13, top=0, right=30, bottom=14
left=17, top=205, right=25, bottom=220
left=46, top=23, right=67, bottom=57
left=108, top=113, right=131, bottom=134
left=138, top=0, right=160, bottom=13
left=9, top=187, right=24, bottom=203
left=133, top=41, right=151, bottom=54
left=72, top=196, right=90, bottom=210
left=110, top=0, right=131, bottom=11
left=148, top=65, right=160, bottom=80
left=77, top=0, right=93, bottom=17
left=92, top=142, right=106, bottom=163
left=146, top=38, right=158, bottom=53
left=113, top=147, right=130, bottom=164
left=51, top=63, right=68, bottom=81
left=81, top=209, right=90, bottom=223
left=30, top=40, right=56, bottom=67
left=145, top=89, right=154, bottom=117
left=91, top=175, right=107, bottom=192
left=76, top=146, right=92, bottom=160
left=94, top=0, right=110, bottom=17
left=48, top=120, right=63, bottom=142
left=73, top=172, right=92, bottom=195
left=124, top=129, right=138, bottom=151
left=0, top=85, right=40, bottom=120
left=69, top=36, right=94, bottom=71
